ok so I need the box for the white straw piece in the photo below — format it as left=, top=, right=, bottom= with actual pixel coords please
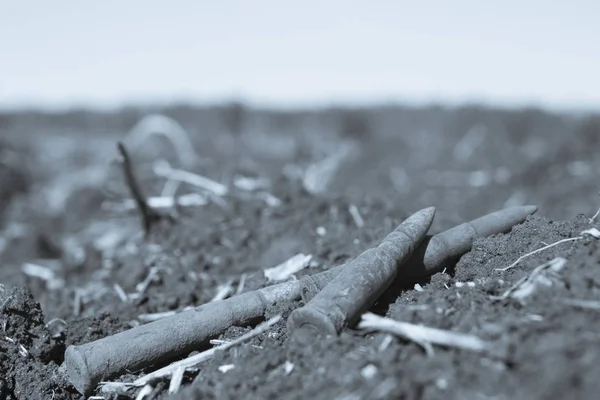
left=132, top=315, right=281, bottom=386
left=154, top=163, right=228, bottom=197
left=264, top=254, right=312, bottom=282
left=358, top=312, right=492, bottom=354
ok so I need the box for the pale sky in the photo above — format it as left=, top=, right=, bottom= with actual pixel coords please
left=1, top=0, right=599, bottom=111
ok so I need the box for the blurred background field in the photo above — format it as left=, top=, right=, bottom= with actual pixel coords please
left=2, top=104, right=599, bottom=232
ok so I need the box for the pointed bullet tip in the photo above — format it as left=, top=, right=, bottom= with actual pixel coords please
left=420, top=206, right=436, bottom=218
left=404, top=206, right=436, bottom=227
left=522, top=205, right=538, bottom=215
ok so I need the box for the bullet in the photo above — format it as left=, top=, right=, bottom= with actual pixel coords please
left=286, top=207, right=436, bottom=339
left=400, top=205, right=538, bottom=280
left=64, top=268, right=339, bottom=396
left=64, top=205, right=537, bottom=395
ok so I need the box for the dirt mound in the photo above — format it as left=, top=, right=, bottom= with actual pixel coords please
left=0, top=286, right=76, bottom=399
left=3, top=212, right=597, bottom=399
left=1, top=106, right=600, bottom=399
left=173, top=215, right=600, bottom=400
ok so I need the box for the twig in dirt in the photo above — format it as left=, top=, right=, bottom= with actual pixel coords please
left=358, top=312, right=494, bottom=355
left=104, top=193, right=208, bottom=212
left=134, top=384, right=153, bottom=400
left=138, top=305, right=195, bottom=323
left=235, top=273, right=248, bottom=295
left=73, top=289, right=82, bottom=317
left=490, top=257, right=567, bottom=302
left=138, top=311, right=177, bottom=323
left=117, top=142, right=163, bottom=236
left=132, top=315, right=281, bottom=386
left=205, top=190, right=229, bottom=210
left=233, top=175, right=270, bottom=191
left=378, top=334, right=394, bottom=352
left=21, top=262, right=54, bottom=281
left=589, top=207, right=600, bottom=224
left=209, top=339, right=263, bottom=349
left=153, top=161, right=228, bottom=197
left=303, top=141, right=358, bottom=195
left=0, top=295, right=13, bottom=314
left=21, top=262, right=65, bottom=290
left=494, top=237, right=582, bottom=272
left=348, top=204, right=364, bottom=228
left=113, top=284, right=128, bottom=302
left=135, top=267, right=160, bottom=294
left=99, top=382, right=133, bottom=395
left=589, top=191, right=600, bottom=223
left=287, top=207, right=435, bottom=339
left=561, top=298, right=600, bottom=310
left=63, top=205, right=537, bottom=395
left=264, top=253, right=313, bottom=282
left=168, top=366, right=186, bottom=394
left=18, top=344, right=29, bottom=357
left=160, top=178, right=181, bottom=198
left=210, top=280, right=234, bottom=302
left=582, top=227, right=600, bottom=238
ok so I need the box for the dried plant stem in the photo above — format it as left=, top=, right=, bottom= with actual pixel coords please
left=117, top=142, right=162, bottom=236
left=168, top=366, right=186, bottom=394
left=154, top=162, right=228, bottom=196
left=589, top=207, right=600, bottom=224
left=495, top=237, right=582, bottom=272
left=358, top=312, right=493, bottom=354
left=134, top=384, right=153, bottom=400
left=561, top=298, right=600, bottom=310
left=133, top=315, right=281, bottom=386
left=491, top=257, right=567, bottom=302
left=348, top=204, right=364, bottom=228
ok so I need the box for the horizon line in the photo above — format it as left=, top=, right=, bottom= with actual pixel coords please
left=1, top=95, right=599, bottom=116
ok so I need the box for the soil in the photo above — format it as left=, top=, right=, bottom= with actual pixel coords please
left=1, top=104, right=600, bottom=399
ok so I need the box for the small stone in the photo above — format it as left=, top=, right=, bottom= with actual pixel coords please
left=218, top=364, right=235, bottom=373
left=361, top=364, right=378, bottom=379
left=283, top=361, right=294, bottom=375
left=435, top=377, right=448, bottom=390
